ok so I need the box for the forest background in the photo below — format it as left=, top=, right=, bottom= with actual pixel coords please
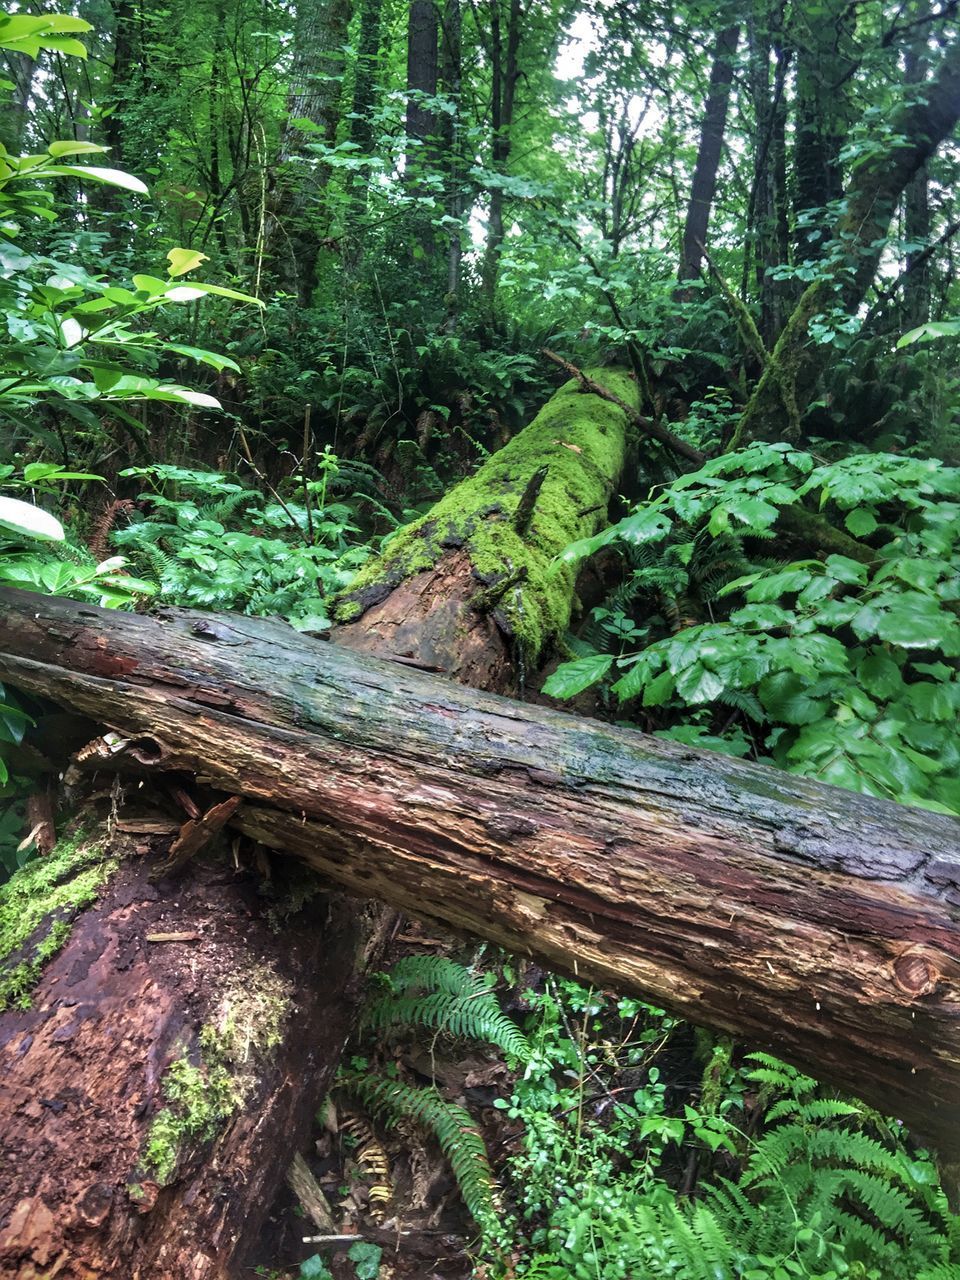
left=2, top=0, right=960, bottom=1276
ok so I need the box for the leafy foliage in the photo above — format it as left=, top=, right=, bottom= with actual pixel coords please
left=547, top=444, right=960, bottom=811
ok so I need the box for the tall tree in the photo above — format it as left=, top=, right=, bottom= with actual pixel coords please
left=480, top=0, right=522, bottom=303
left=744, top=2, right=790, bottom=342
left=678, top=21, right=740, bottom=283
left=264, top=0, right=351, bottom=302
left=735, top=31, right=960, bottom=445
left=792, top=0, right=856, bottom=263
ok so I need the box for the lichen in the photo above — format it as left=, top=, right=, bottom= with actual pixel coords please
left=333, top=369, right=640, bottom=662
left=0, top=833, right=120, bottom=1011
left=142, top=962, right=293, bottom=1185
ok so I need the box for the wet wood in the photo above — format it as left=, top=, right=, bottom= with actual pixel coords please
left=1, top=587, right=959, bottom=1159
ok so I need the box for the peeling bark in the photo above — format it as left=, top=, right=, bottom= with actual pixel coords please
left=2, top=589, right=959, bottom=1164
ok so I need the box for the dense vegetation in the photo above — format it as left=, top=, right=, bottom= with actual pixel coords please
left=2, top=0, right=960, bottom=1274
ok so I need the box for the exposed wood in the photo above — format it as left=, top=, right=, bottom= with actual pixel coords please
left=0, top=842, right=376, bottom=1279
left=149, top=795, right=241, bottom=880
left=2, top=587, right=959, bottom=1161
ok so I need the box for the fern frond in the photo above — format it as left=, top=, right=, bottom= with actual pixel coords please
left=340, top=1073, right=501, bottom=1235
left=384, top=955, right=479, bottom=996
left=362, top=991, right=530, bottom=1061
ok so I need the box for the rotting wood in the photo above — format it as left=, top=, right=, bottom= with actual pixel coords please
left=1, top=587, right=959, bottom=1163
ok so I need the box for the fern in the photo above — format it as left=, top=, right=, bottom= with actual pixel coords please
left=363, top=958, right=531, bottom=1062
left=339, top=1072, right=501, bottom=1237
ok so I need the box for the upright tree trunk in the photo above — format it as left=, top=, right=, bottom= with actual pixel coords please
left=406, top=0, right=439, bottom=171
left=441, top=0, right=463, bottom=330
left=343, top=0, right=383, bottom=243
left=263, top=0, right=351, bottom=303
left=678, top=23, right=740, bottom=284
left=903, top=9, right=932, bottom=328
left=735, top=33, right=960, bottom=445
left=793, top=0, right=855, bottom=263
left=481, top=0, right=522, bottom=305
left=0, top=374, right=637, bottom=1277
left=405, top=0, right=440, bottom=261
left=744, top=5, right=790, bottom=343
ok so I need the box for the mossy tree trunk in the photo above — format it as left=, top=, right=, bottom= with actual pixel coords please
left=734, top=33, right=960, bottom=445
left=333, top=369, right=639, bottom=690
left=0, top=373, right=637, bottom=1278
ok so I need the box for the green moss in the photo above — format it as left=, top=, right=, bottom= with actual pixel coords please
left=334, top=369, right=639, bottom=661
left=142, top=963, right=293, bottom=1185
left=143, top=1056, right=239, bottom=1184
left=0, top=833, right=120, bottom=1011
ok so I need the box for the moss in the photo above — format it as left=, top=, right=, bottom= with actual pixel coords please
left=142, top=962, right=293, bottom=1185
left=0, top=833, right=120, bottom=1011
left=333, top=369, right=639, bottom=661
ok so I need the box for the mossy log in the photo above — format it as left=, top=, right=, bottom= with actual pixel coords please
left=2, top=588, right=960, bottom=1171
left=333, top=369, right=639, bottom=690
left=0, top=377, right=633, bottom=1277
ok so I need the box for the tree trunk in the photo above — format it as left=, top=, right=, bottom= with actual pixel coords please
left=903, top=5, right=933, bottom=329
left=734, top=32, right=960, bottom=446
left=480, top=0, right=522, bottom=305
left=332, top=368, right=640, bottom=689
left=744, top=6, right=790, bottom=343
left=0, top=374, right=632, bottom=1276
left=793, top=0, right=855, bottom=263
left=678, top=23, right=740, bottom=284
left=343, top=0, right=383, bottom=245
left=406, top=0, right=439, bottom=172
left=2, top=587, right=960, bottom=1166
left=440, top=0, right=463, bottom=331
left=263, top=0, right=351, bottom=302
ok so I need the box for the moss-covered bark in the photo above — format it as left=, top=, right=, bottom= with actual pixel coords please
left=0, top=831, right=121, bottom=1011
left=333, top=369, right=639, bottom=684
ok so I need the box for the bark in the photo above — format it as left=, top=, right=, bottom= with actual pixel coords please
left=0, top=376, right=626, bottom=1276
left=678, top=23, right=740, bottom=284
left=903, top=6, right=933, bottom=329
left=480, top=0, right=522, bottom=304
left=406, top=0, right=439, bottom=172
left=744, top=7, right=790, bottom=343
left=343, top=0, right=383, bottom=244
left=793, top=0, right=855, bottom=263
left=0, top=842, right=380, bottom=1279
left=263, top=0, right=351, bottom=302
left=440, top=0, right=463, bottom=331
left=332, top=369, right=640, bottom=689
left=2, top=589, right=960, bottom=1163
left=735, top=32, right=960, bottom=446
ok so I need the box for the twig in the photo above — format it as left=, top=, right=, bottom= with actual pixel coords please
left=540, top=349, right=706, bottom=465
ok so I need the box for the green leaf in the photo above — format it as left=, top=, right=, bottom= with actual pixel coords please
left=875, top=595, right=948, bottom=648
left=347, top=1240, right=382, bottom=1280
left=0, top=496, right=65, bottom=541
left=857, top=652, right=903, bottom=700
left=47, top=140, right=109, bottom=158
left=164, top=344, right=240, bottom=373
left=541, top=654, right=613, bottom=699
left=844, top=508, right=877, bottom=537
left=166, top=247, right=209, bottom=278
left=759, top=672, right=829, bottom=725
left=41, top=165, right=147, bottom=193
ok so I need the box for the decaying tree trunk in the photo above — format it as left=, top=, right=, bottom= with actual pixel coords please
left=334, top=367, right=638, bottom=688
left=0, top=372, right=638, bottom=1277
left=2, top=587, right=960, bottom=1168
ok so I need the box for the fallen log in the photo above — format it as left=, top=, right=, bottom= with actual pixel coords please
left=0, top=370, right=641, bottom=1277
left=2, top=586, right=959, bottom=1163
